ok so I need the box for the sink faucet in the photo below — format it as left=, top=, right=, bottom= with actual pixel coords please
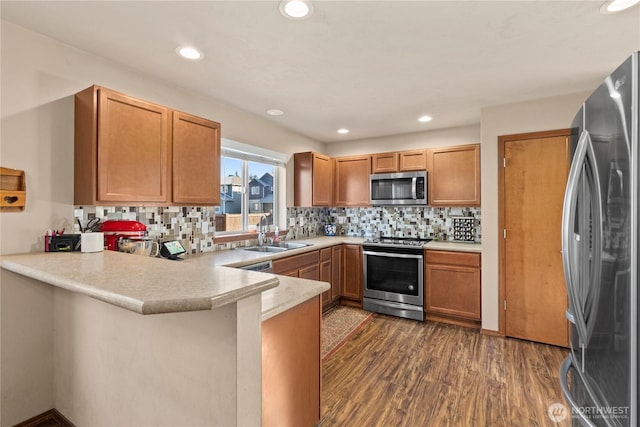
left=258, top=214, right=268, bottom=246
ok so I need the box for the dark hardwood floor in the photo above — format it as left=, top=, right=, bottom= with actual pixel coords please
left=320, top=313, right=570, bottom=426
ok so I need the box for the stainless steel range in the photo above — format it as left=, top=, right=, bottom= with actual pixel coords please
left=362, top=237, right=431, bottom=321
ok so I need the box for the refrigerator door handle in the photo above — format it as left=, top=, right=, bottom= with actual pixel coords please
left=562, top=129, right=591, bottom=345
left=560, top=356, right=599, bottom=427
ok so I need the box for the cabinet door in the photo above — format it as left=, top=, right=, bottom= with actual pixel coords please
left=371, top=152, right=398, bottom=173
left=293, top=152, right=333, bottom=207
left=427, top=144, right=480, bottom=206
left=262, top=297, right=321, bottom=427
left=319, top=248, right=332, bottom=307
left=97, top=88, right=170, bottom=203
left=172, top=111, right=221, bottom=205
left=425, top=263, right=480, bottom=320
left=331, top=245, right=343, bottom=302
left=313, top=154, right=333, bottom=206
left=341, top=244, right=363, bottom=302
left=334, top=155, right=371, bottom=207
left=399, top=150, right=427, bottom=171
left=425, top=250, right=481, bottom=321
left=299, top=264, right=319, bottom=280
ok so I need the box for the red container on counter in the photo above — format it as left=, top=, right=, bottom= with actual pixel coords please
left=99, top=220, right=147, bottom=251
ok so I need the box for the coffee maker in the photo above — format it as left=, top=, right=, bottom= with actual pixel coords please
left=99, top=220, right=148, bottom=251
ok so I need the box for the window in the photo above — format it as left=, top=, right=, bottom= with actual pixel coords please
left=217, top=140, right=284, bottom=234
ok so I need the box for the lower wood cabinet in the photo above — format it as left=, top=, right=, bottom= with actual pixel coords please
left=341, top=244, right=363, bottom=307
left=330, top=245, right=343, bottom=304
left=320, top=248, right=332, bottom=307
left=425, top=250, right=481, bottom=328
left=262, top=296, right=321, bottom=427
left=273, top=251, right=319, bottom=279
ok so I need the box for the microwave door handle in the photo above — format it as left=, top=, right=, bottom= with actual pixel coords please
left=411, top=177, right=417, bottom=199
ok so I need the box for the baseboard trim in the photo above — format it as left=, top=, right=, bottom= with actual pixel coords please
left=480, top=328, right=503, bottom=337
left=14, top=408, right=74, bottom=427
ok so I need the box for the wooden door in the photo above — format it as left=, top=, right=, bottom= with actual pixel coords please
left=172, top=111, right=220, bottom=205
left=501, top=130, right=569, bottom=347
left=97, top=88, right=170, bottom=203
left=334, top=155, right=371, bottom=206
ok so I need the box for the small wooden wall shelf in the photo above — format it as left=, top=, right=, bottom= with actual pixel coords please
left=1, top=167, right=26, bottom=211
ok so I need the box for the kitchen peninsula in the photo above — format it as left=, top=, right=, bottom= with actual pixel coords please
left=0, top=250, right=328, bottom=426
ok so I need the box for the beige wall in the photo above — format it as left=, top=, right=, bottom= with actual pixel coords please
left=325, top=124, right=480, bottom=157
left=479, top=91, right=590, bottom=332
left=0, top=21, right=319, bottom=425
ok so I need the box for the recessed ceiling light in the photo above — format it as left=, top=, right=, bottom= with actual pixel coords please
left=600, top=0, right=640, bottom=13
left=337, top=128, right=350, bottom=134
left=279, top=0, right=313, bottom=20
left=266, top=109, right=284, bottom=116
left=418, top=115, right=433, bottom=123
left=177, top=46, right=202, bottom=60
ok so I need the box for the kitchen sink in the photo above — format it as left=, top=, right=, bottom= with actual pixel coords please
left=272, top=241, right=311, bottom=249
left=242, top=242, right=312, bottom=253
left=243, top=246, right=289, bottom=253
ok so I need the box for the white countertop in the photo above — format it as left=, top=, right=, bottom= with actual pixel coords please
left=425, top=240, right=482, bottom=253
left=0, top=236, right=480, bottom=319
left=186, top=236, right=480, bottom=320
left=0, top=250, right=279, bottom=315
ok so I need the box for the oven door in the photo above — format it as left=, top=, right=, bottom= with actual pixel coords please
left=363, top=249, right=423, bottom=307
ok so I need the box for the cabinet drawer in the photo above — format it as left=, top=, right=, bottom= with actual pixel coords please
left=319, top=247, right=332, bottom=262
left=425, top=250, right=480, bottom=268
left=273, top=250, right=319, bottom=274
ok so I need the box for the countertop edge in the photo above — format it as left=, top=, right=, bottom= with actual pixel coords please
left=261, top=278, right=330, bottom=322
left=1, top=258, right=147, bottom=313
left=1, top=253, right=281, bottom=316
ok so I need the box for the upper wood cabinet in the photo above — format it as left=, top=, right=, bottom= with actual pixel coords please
left=399, top=150, right=427, bottom=171
left=75, top=86, right=170, bottom=205
left=371, top=152, right=398, bottom=173
left=371, top=150, right=427, bottom=173
left=334, top=155, right=371, bottom=207
left=426, top=144, right=480, bottom=207
left=293, top=152, right=333, bottom=207
left=172, top=111, right=221, bottom=205
left=74, top=85, right=220, bottom=206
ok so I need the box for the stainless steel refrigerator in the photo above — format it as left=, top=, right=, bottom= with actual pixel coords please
left=560, top=52, right=638, bottom=426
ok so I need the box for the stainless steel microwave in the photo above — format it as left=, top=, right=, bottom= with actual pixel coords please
left=370, top=171, right=427, bottom=206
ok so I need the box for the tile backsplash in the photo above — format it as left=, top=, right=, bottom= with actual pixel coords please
left=75, top=205, right=481, bottom=256
left=287, top=206, right=481, bottom=242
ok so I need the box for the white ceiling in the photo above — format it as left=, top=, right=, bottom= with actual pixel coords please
left=2, top=1, right=639, bottom=143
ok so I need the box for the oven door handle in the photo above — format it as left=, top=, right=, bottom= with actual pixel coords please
left=363, top=250, right=423, bottom=259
